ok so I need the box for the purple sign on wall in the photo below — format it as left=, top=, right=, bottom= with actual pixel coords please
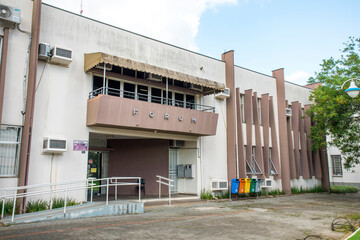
left=73, top=140, right=88, bottom=151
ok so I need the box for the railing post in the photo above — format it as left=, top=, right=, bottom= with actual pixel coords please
left=138, top=178, right=141, bottom=203
left=11, top=189, right=16, bottom=222
left=106, top=178, right=109, bottom=206
left=159, top=177, right=161, bottom=199
left=1, top=191, right=6, bottom=219
left=64, top=185, right=68, bottom=216
left=169, top=183, right=171, bottom=206
left=90, top=178, right=94, bottom=203
left=115, top=178, right=117, bottom=201
left=49, top=184, right=53, bottom=210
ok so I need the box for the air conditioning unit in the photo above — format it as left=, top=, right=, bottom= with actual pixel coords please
left=0, top=4, right=21, bottom=25
left=146, top=73, right=162, bottom=82
left=38, top=42, right=51, bottom=61
left=43, top=137, right=67, bottom=154
left=190, top=84, right=203, bottom=92
left=95, top=62, right=112, bottom=71
left=215, top=88, right=230, bottom=100
left=286, top=108, right=292, bottom=117
left=49, top=46, right=72, bottom=66
left=170, top=140, right=185, bottom=148
left=261, top=178, right=273, bottom=188
left=211, top=179, right=228, bottom=191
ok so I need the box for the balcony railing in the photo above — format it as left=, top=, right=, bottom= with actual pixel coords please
left=89, top=87, right=215, bottom=113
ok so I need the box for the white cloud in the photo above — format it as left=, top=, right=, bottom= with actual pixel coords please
left=285, top=70, right=311, bottom=86
left=43, top=0, right=237, bottom=51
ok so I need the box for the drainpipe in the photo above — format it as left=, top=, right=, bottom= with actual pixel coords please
left=18, top=0, right=42, bottom=212
left=0, top=27, right=9, bottom=124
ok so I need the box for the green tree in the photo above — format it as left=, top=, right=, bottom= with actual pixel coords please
left=307, top=37, right=360, bottom=169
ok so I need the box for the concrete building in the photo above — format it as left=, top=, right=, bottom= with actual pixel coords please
left=0, top=0, right=335, bottom=205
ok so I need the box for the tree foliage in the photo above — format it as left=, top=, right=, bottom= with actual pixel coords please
left=307, top=37, right=360, bottom=169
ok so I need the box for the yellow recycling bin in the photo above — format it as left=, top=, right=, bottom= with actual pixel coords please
left=244, top=178, right=251, bottom=193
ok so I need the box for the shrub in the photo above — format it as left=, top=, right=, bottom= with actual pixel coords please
left=0, top=200, right=18, bottom=215
left=331, top=185, right=359, bottom=194
left=267, top=189, right=285, bottom=196
left=26, top=199, right=48, bottom=213
left=200, top=190, right=213, bottom=200
left=51, top=197, right=78, bottom=209
left=291, top=186, right=327, bottom=194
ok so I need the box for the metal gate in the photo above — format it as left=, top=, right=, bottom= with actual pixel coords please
left=169, top=149, right=178, bottom=193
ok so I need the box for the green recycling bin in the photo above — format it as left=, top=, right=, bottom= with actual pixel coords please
left=250, top=179, right=257, bottom=193
left=255, top=179, right=262, bottom=193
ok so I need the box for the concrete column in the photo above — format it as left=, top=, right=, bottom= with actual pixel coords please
left=253, top=92, right=264, bottom=178
left=269, top=96, right=281, bottom=180
left=244, top=89, right=253, bottom=170
left=299, top=104, right=311, bottom=179
left=222, top=51, right=237, bottom=181
left=273, top=69, right=291, bottom=194
left=261, top=94, right=270, bottom=178
left=236, top=88, right=246, bottom=178
left=291, top=102, right=300, bottom=178
left=303, top=105, right=314, bottom=176
left=0, top=27, right=9, bottom=125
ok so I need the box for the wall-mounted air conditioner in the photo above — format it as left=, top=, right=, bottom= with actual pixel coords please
left=170, top=140, right=185, bottom=148
left=43, top=137, right=67, bottom=154
left=0, top=4, right=21, bottom=25
left=146, top=73, right=162, bottom=82
left=286, top=108, right=292, bottom=117
left=190, top=84, right=203, bottom=92
left=38, top=42, right=51, bottom=61
left=215, top=88, right=230, bottom=100
left=261, top=178, right=273, bottom=188
left=49, top=46, right=72, bottom=66
left=211, top=179, right=228, bottom=191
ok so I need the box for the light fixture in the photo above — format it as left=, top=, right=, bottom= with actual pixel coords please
left=342, top=78, right=360, bottom=98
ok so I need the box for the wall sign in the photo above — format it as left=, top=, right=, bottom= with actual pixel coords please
left=73, top=140, right=89, bottom=151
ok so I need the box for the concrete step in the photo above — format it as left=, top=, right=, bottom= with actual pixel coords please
left=0, top=200, right=144, bottom=225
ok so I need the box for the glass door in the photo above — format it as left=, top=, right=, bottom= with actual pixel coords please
left=169, top=149, right=178, bottom=193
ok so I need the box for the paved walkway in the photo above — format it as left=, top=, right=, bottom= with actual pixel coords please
left=0, top=193, right=359, bottom=240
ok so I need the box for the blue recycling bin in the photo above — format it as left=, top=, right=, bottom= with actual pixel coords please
left=231, top=179, right=240, bottom=194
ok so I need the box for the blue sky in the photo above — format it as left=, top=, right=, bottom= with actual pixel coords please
left=43, top=0, right=360, bottom=85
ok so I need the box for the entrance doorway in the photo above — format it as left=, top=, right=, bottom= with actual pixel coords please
left=169, top=149, right=178, bottom=193
left=87, top=151, right=108, bottom=195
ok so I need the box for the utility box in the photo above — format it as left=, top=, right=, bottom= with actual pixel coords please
left=184, top=164, right=194, bottom=178
left=177, top=164, right=185, bottom=178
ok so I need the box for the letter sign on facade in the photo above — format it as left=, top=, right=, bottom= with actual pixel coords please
left=133, top=109, right=138, bottom=115
left=178, top=116, right=183, bottom=122
left=191, top=118, right=197, bottom=123
left=149, top=112, right=155, bottom=118
left=164, top=114, right=169, bottom=120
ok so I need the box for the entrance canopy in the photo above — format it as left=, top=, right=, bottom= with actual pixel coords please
left=84, top=52, right=225, bottom=94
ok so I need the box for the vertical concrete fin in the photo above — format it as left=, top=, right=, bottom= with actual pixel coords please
left=244, top=89, right=253, bottom=170
left=303, top=104, right=314, bottom=176
left=252, top=92, right=264, bottom=178
left=261, top=94, right=270, bottom=178
left=273, top=68, right=291, bottom=194
left=291, top=102, right=300, bottom=178
left=269, top=96, right=281, bottom=179
left=236, top=88, right=247, bottom=178
left=222, top=51, right=237, bottom=182
left=299, top=103, right=311, bottom=179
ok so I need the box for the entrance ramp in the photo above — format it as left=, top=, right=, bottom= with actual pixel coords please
left=0, top=201, right=144, bottom=225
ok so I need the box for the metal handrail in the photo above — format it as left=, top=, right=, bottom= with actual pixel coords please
left=89, top=87, right=215, bottom=112
left=156, top=175, right=174, bottom=205
left=0, top=177, right=141, bottom=222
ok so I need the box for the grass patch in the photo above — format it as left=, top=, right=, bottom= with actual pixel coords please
left=331, top=185, right=359, bottom=194
left=291, top=186, right=327, bottom=194
left=267, top=189, right=285, bottom=196
left=200, top=190, right=213, bottom=200
left=26, top=200, right=48, bottom=213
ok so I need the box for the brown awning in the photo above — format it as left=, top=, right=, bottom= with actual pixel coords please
left=84, top=52, right=225, bottom=92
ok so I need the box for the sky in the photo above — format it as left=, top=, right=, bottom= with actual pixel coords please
left=42, top=0, right=360, bottom=86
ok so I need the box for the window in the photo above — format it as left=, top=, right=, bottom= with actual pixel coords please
left=137, top=85, right=148, bottom=101
left=151, top=88, right=162, bottom=104
left=108, top=79, right=120, bottom=96
left=0, top=125, right=22, bottom=176
left=124, top=82, right=135, bottom=99
left=186, top=95, right=195, bottom=109
left=331, top=155, right=343, bottom=176
left=240, top=94, right=245, bottom=123
left=258, top=98, right=262, bottom=125
left=175, top=93, right=184, bottom=108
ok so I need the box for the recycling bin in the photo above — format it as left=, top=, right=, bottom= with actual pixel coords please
left=250, top=179, right=257, bottom=193
left=244, top=178, right=251, bottom=193
left=239, top=178, right=246, bottom=194
left=231, top=179, right=240, bottom=194
left=255, top=179, right=262, bottom=193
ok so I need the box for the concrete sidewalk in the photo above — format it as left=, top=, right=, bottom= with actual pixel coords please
left=0, top=193, right=359, bottom=240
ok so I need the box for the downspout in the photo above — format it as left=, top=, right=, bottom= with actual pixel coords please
left=18, top=0, right=42, bottom=212
left=0, top=27, right=9, bottom=124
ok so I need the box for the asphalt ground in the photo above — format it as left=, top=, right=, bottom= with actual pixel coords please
left=0, top=193, right=359, bottom=240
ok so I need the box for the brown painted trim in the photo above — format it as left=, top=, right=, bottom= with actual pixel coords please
left=252, top=92, right=264, bottom=178
left=291, top=102, right=300, bottom=178
left=320, top=147, right=330, bottom=192
left=244, top=89, right=253, bottom=172
left=303, top=104, right=313, bottom=176
left=261, top=94, right=270, bottom=178
left=18, top=0, right=42, bottom=211
left=0, top=27, right=9, bottom=125
left=269, top=96, right=281, bottom=179
left=273, top=69, right=291, bottom=194
left=236, top=88, right=246, bottom=178
left=298, top=104, right=311, bottom=179
left=222, top=51, right=237, bottom=181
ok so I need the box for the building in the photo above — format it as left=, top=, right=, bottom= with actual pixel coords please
left=0, top=0, right=334, bottom=204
